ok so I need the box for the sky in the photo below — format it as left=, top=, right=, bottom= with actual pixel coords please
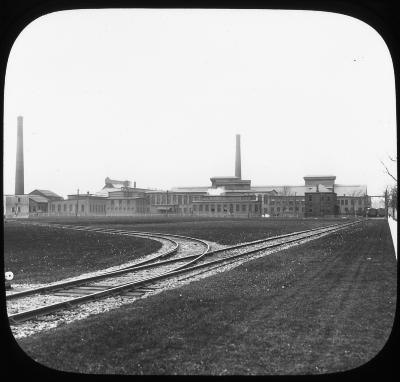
left=3, top=9, right=397, bottom=198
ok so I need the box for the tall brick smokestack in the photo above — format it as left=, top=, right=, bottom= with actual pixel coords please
left=15, top=116, right=24, bottom=195
left=235, top=134, right=241, bottom=179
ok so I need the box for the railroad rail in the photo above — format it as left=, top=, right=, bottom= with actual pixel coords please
left=7, top=220, right=362, bottom=324
left=6, top=223, right=211, bottom=300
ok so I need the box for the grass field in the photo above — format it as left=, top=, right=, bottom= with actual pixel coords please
left=13, top=219, right=396, bottom=375
left=3, top=222, right=162, bottom=284
left=28, top=215, right=346, bottom=245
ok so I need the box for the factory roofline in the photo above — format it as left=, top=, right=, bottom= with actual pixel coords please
left=210, top=176, right=240, bottom=179
left=303, top=175, right=336, bottom=178
left=30, top=189, right=62, bottom=198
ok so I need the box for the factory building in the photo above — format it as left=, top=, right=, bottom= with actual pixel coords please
left=48, top=193, right=108, bottom=216
left=192, top=194, right=261, bottom=217
left=304, top=185, right=337, bottom=218
left=4, top=116, right=370, bottom=219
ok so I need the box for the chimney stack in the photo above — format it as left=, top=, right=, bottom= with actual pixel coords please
left=15, top=116, right=24, bottom=195
left=235, top=134, right=241, bottom=179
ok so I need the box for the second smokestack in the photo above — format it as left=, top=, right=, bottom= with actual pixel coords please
left=235, top=134, right=241, bottom=179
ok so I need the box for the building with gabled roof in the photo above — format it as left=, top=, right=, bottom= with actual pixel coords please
left=29, top=189, right=63, bottom=201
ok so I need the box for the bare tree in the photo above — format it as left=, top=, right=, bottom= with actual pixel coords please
left=380, top=154, right=397, bottom=182
left=380, top=154, right=397, bottom=218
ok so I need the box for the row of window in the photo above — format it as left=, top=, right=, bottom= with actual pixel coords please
left=110, top=199, right=145, bottom=206
left=51, top=203, right=106, bottom=213
left=338, top=199, right=363, bottom=206
left=108, top=206, right=146, bottom=212
left=193, top=203, right=259, bottom=213
left=268, top=200, right=305, bottom=206
left=151, top=194, right=191, bottom=205
left=89, top=204, right=106, bottom=213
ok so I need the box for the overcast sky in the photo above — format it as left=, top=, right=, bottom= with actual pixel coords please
left=4, top=9, right=397, bottom=197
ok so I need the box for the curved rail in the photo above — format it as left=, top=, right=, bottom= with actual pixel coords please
left=7, top=220, right=362, bottom=323
left=6, top=225, right=210, bottom=300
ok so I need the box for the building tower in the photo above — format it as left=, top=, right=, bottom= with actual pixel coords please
left=235, top=134, right=241, bottom=179
left=15, top=116, right=24, bottom=195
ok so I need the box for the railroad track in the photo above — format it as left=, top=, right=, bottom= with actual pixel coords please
left=7, top=220, right=362, bottom=324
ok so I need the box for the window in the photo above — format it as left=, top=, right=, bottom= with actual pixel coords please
left=351, top=199, right=354, bottom=205
left=255, top=204, right=258, bottom=212
left=277, top=207, right=280, bottom=212
left=270, top=207, right=274, bottom=213
left=11, top=207, right=15, bottom=212
left=242, top=204, right=246, bottom=212
left=17, top=206, right=21, bottom=212
left=270, top=201, right=275, bottom=206
left=211, top=205, right=215, bottom=213
left=193, top=205, right=197, bottom=211
left=111, top=200, right=114, bottom=206
left=205, top=204, right=209, bottom=212
left=199, top=205, right=203, bottom=212
left=58, top=204, right=61, bottom=212
left=217, top=204, right=221, bottom=212
left=64, top=204, right=67, bottom=211
left=345, top=199, right=348, bottom=205
left=340, top=200, right=344, bottom=205
left=81, top=204, right=84, bottom=212
left=289, top=207, right=293, bottom=211
left=236, top=204, right=240, bottom=212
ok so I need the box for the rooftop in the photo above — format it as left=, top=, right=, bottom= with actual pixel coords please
left=29, top=195, right=50, bottom=203
left=30, top=189, right=62, bottom=198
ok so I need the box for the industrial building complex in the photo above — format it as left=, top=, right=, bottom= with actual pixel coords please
left=4, top=117, right=371, bottom=218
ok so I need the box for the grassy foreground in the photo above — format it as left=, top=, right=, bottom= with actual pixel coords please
left=3, top=222, right=162, bottom=283
left=14, top=219, right=396, bottom=375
